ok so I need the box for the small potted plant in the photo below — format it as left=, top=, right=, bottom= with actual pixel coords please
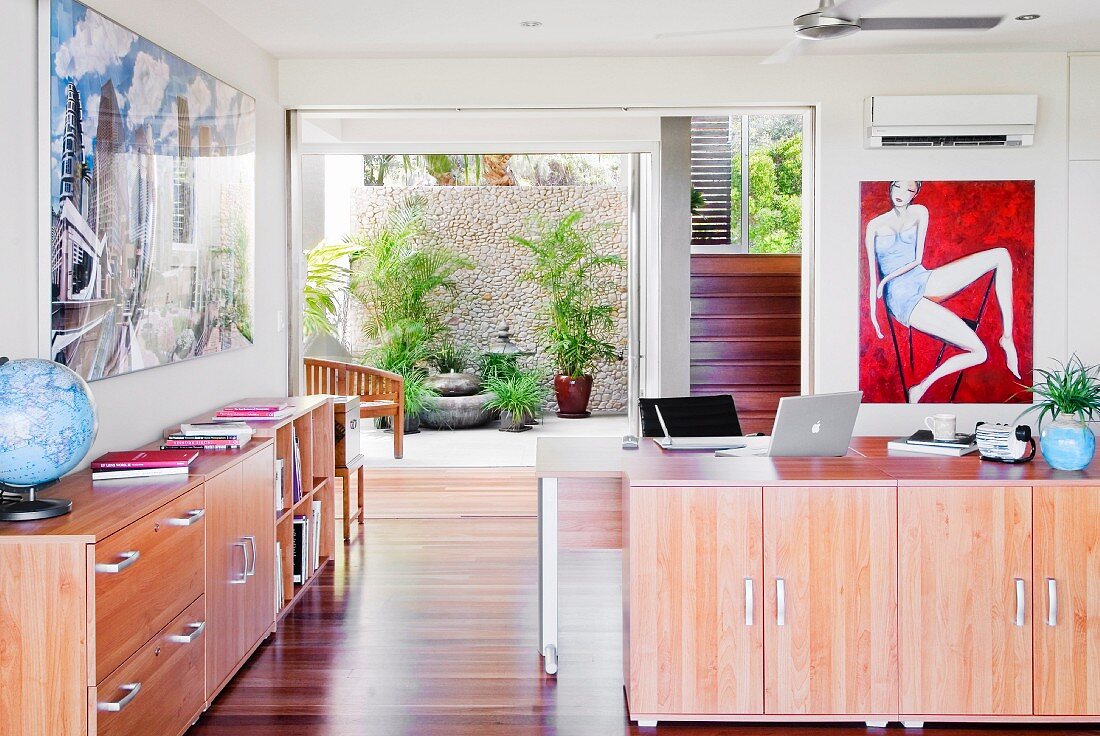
left=511, top=211, right=624, bottom=417
left=484, top=369, right=550, bottom=432
left=1018, top=356, right=1100, bottom=470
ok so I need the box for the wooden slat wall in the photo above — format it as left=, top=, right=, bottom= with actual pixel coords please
left=690, top=116, right=734, bottom=245
left=690, top=254, right=802, bottom=433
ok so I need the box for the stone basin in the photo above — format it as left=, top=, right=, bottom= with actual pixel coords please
left=420, top=392, right=494, bottom=430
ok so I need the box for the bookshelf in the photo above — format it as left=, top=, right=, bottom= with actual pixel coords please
left=176, top=395, right=335, bottom=620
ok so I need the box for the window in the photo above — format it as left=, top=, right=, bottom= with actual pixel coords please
left=690, top=110, right=810, bottom=254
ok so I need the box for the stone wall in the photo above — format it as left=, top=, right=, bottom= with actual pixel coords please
left=348, top=185, right=629, bottom=413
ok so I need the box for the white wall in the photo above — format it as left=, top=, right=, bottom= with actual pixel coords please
left=0, top=0, right=287, bottom=459
left=281, top=53, right=1072, bottom=435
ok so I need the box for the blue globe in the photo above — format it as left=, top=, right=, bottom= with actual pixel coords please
left=0, top=358, right=98, bottom=487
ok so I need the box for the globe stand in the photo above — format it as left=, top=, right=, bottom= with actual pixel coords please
left=0, top=480, right=72, bottom=521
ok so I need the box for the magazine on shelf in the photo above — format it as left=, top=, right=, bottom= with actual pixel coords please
left=91, top=449, right=198, bottom=470
left=275, top=459, right=286, bottom=513
left=179, top=421, right=253, bottom=437
left=275, top=541, right=284, bottom=613
left=292, top=515, right=309, bottom=584
left=311, top=499, right=322, bottom=572
left=92, top=466, right=190, bottom=481
left=221, top=402, right=288, bottom=413
left=291, top=432, right=303, bottom=504
left=212, top=410, right=292, bottom=421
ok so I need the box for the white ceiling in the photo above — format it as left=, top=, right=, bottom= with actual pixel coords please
left=194, top=0, right=1100, bottom=59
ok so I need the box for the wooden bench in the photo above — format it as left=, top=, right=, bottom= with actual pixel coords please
left=304, top=357, right=404, bottom=459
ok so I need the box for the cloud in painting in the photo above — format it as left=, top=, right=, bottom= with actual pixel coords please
left=125, top=51, right=170, bottom=128
left=54, top=9, right=135, bottom=79
left=215, top=80, right=241, bottom=127
left=186, top=75, right=213, bottom=119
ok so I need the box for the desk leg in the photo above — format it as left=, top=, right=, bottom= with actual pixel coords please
left=538, top=476, right=558, bottom=675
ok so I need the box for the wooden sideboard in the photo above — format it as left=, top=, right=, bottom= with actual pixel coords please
left=536, top=436, right=1100, bottom=727
left=0, top=396, right=335, bottom=736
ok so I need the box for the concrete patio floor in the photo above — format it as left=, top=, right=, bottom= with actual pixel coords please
left=358, top=413, right=629, bottom=467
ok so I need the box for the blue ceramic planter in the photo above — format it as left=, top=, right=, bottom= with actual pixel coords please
left=1040, top=418, right=1096, bottom=471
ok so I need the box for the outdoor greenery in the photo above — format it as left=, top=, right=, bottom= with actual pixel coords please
left=369, top=321, right=438, bottom=417
left=302, top=240, right=358, bottom=337
left=345, top=196, right=474, bottom=343
left=1018, top=356, right=1100, bottom=427
left=512, top=211, right=624, bottom=378
left=731, top=131, right=803, bottom=254
left=483, top=369, right=551, bottom=426
left=429, top=340, right=475, bottom=374
left=361, top=153, right=621, bottom=188
left=477, top=352, right=522, bottom=383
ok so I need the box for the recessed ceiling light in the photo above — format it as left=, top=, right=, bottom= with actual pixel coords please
left=519, top=20, right=543, bottom=28
left=1015, top=14, right=1040, bottom=21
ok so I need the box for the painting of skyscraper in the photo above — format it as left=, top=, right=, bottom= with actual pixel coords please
left=47, top=0, right=255, bottom=381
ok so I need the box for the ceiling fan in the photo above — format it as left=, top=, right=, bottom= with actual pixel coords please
left=657, top=0, right=1004, bottom=64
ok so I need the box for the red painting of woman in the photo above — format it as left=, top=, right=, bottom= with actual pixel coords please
left=858, top=180, right=1034, bottom=404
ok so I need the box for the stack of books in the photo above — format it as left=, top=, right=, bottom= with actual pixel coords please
left=163, top=421, right=255, bottom=451
left=887, top=430, right=978, bottom=457
left=291, top=499, right=324, bottom=584
left=91, top=450, right=199, bottom=480
left=213, top=402, right=291, bottom=421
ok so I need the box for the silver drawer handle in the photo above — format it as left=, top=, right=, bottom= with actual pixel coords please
left=167, top=508, right=205, bottom=526
left=97, top=682, right=141, bottom=712
left=776, top=578, right=786, bottom=627
left=1015, top=578, right=1026, bottom=627
left=230, top=541, right=248, bottom=584
left=1047, top=577, right=1058, bottom=627
left=744, top=578, right=754, bottom=626
left=243, top=535, right=257, bottom=577
left=167, top=620, right=206, bottom=644
left=95, top=551, right=140, bottom=574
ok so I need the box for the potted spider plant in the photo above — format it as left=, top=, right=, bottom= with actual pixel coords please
left=483, top=369, right=550, bottom=432
left=511, top=211, right=624, bottom=417
left=1017, top=356, right=1100, bottom=471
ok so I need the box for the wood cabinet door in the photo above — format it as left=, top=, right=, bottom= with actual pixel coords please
left=626, top=486, right=764, bottom=716
left=203, top=465, right=248, bottom=695
left=763, top=486, right=898, bottom=716
left=1034, top=485, right=1100, bottom=715
left=898, top=485, right=1032, bottom=716
left=241, top=446, right=276, bottom=647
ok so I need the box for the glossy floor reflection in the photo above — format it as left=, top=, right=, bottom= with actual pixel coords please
left=189, top=514, right=1100, bottom=736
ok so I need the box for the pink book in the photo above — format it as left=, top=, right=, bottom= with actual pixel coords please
left=91, top=450, right=199, bottom=470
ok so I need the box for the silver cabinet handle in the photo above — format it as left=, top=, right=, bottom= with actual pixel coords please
left=230, top=541, right=248, bottom=584
left=744, top=578, right=754, bottom=627
left=1047, top=577, right=1058, bottom=627
left=776, top=578, right=786, bottom=627
left=167, top=620, right=206, bottom=644
left=167, top=508, right=205, bottom=526
left=97, top=682, right=141, bottom=712
left=243, top=535, right=256, bottom=577
left=95, top=550, right=140, bottom=574
left=1014, top=578, right=1026, bottom=627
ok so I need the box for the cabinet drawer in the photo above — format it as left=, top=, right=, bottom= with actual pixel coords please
left=94, top=484, right=205, bottom=683
left=93, top=596, right=206, bottom=736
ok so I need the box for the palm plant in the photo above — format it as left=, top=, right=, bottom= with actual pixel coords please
left=346, top=196, right=474, bottom=344
left=512, top=211, right=624, bottom=378
left=429, top=341, right=474, bottom=374
left=303, top=240, right=359, bottom=337
left=477, top=352, right=522, bottom=383
left=368, top=320, right=437, bottom=433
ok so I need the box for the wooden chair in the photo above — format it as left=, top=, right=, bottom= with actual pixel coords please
left=336, top=453, right=365, bottom=542
left=304, top=357, right=405, bottom=459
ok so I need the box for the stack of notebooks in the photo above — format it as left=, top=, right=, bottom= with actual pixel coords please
left=213, top=402, right=291, bottom=421
left=291, top=499, right=323, bottom=584
left=163, top=421, right=255, bottom=451
left=887, top=430, right=978, bottom=457
left=91, top=450, right=199, bottom=480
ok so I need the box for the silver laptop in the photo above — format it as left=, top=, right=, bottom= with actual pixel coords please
left=766, top=391, right=862, bottom=457
left=651, top=405, right=748, bottom=451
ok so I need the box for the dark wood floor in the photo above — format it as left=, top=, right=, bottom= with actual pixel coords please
left=189, top=482, right=1100, bottom=736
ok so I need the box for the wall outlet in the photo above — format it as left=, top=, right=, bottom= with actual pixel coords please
left=276, top=310, right=286, bottom=333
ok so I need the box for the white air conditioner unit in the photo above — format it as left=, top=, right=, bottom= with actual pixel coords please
left=864, top=94, right=1037, bottom=148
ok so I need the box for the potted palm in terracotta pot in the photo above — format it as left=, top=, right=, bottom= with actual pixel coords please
left=512, top=211, right=624, bottom=418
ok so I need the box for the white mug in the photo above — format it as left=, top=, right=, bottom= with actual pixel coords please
left=925, top=413, right=957, bottom=441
